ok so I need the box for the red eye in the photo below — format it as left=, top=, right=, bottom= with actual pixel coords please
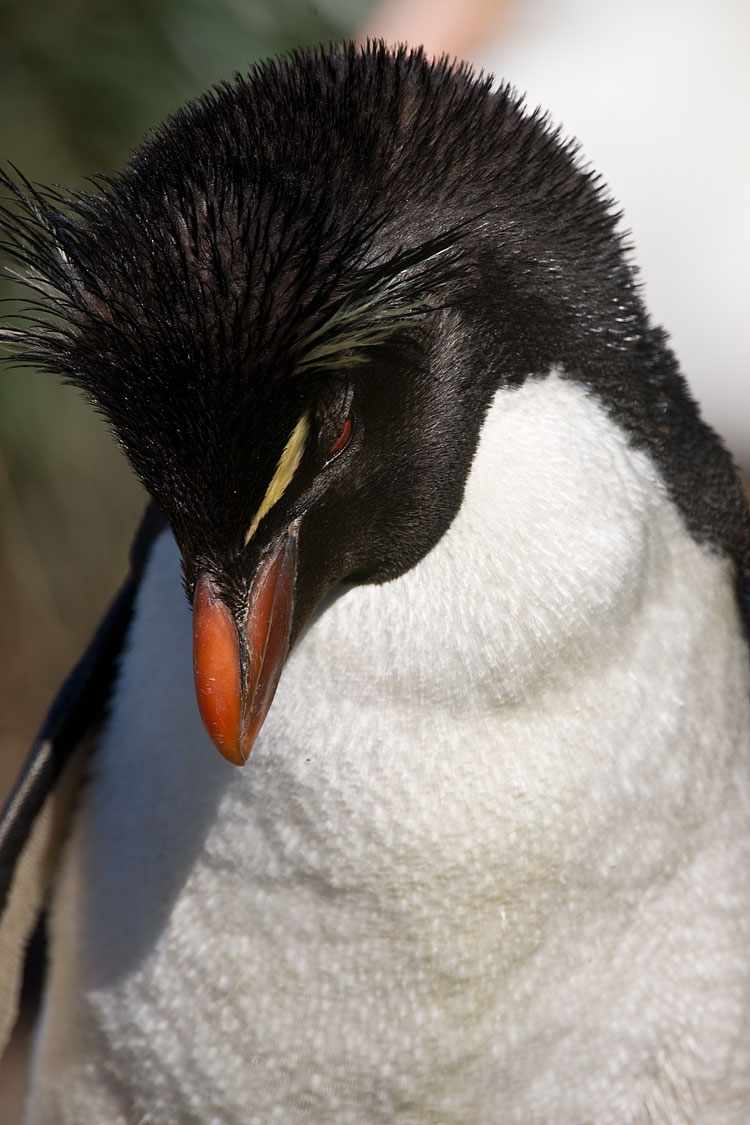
left=328, top=415, right=353, bottom=458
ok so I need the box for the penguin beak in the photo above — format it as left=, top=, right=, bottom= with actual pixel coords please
left=192, top=525, right=298, bottom=766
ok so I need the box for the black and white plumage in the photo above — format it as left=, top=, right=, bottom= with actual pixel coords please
left=0, top=42, right=749, bottom=1123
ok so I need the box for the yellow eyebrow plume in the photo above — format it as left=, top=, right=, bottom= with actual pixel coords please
left=244, top=411, right=310, bottom=546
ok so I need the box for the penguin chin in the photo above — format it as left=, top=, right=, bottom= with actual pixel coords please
left=296, top=582, right=351, bottom=643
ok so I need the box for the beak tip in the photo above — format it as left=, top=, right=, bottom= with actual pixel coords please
left=192, top=574, right=245, bottom=764
left=215, top=740, right=250, bottom=768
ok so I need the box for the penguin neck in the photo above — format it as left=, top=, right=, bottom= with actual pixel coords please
left=280, top=367, right=716, bottom=714
left=241, top=369, right=747, bottom=887
left=107, top=367, right=748, bottom=894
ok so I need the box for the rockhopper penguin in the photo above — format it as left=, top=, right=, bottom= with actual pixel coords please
left=0, top=42, right=749, bottom=1124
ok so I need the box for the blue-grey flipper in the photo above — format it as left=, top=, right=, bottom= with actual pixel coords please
left=0, top=503, right=165, bottom=1055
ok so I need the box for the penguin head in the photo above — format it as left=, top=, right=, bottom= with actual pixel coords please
left=0, top=44, right=660, bottom=763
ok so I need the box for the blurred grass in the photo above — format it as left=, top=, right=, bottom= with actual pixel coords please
left=0, top=0, right=370, bottom=794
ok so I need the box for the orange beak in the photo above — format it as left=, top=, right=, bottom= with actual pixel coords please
left=192, top=527, right=298, bottom=765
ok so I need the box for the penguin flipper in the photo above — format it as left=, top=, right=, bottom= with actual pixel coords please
left=0, top=502, right=165, bottom=1056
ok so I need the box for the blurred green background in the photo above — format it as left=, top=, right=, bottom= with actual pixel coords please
left=0, top=0, right=371, bottom=794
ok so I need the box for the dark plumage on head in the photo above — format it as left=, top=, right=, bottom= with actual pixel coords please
left=0, top=46, right=624, bottom=550
left=1, top=41, right=746, bottom=628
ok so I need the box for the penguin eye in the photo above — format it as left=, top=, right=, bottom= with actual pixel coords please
left=327, top=414, right=353, bottom=460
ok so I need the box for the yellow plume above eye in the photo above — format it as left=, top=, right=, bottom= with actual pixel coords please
left=244, top=411, right=310, bottom=546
